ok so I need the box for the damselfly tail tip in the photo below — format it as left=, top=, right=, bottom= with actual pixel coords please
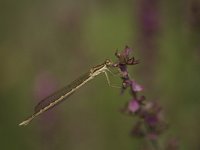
left=18, top=119, right=31, bottom=126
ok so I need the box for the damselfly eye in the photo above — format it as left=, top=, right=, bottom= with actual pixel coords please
left=105, top=59, right=112, bottom=66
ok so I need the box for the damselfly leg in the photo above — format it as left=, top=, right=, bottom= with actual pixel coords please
left=103, top=70, right=121, bottom=88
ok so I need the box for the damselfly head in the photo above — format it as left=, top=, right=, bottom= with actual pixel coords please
left=90, top=60, right=112, bottom=74
left=105, top=59, right=112, bottom=66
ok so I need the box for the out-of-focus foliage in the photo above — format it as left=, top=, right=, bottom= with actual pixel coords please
left=0, top=0, right=199, bottom=150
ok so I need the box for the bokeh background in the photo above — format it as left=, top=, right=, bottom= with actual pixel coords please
left=1, top=0, right=200, bottom=150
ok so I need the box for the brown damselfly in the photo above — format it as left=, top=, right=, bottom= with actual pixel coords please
left=19, top=59, right=116, bottom=126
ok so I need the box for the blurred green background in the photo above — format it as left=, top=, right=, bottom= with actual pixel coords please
left=1, top=0, right=200, bottom=150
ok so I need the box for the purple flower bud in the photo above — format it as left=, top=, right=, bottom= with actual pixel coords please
left=141, top=101, right=162, bottom=126
left=123, top=45, right=132, bottom=56
left=145, top=114, right=159, bottom=127
left=131, top=80, right=144, bottom=92
left=115, top=46, right=136, bottom=65
left=119, top=64, right=128, bottom=73
left=128, top=99, right=140, bottom=113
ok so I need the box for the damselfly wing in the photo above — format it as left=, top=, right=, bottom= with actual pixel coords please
left=19, top=59, right=113, bottom=126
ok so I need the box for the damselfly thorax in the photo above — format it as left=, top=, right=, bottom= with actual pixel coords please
left=19, top=59, right=114, bottom=126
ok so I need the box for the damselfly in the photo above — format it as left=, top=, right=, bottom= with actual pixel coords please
left=19, top=59, right=115, bottom=126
